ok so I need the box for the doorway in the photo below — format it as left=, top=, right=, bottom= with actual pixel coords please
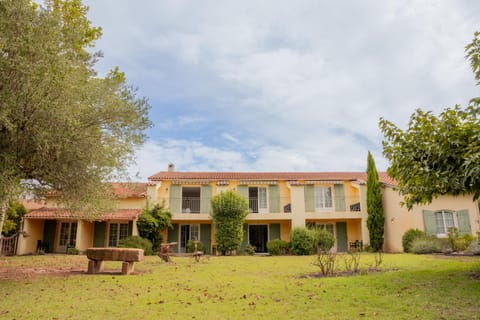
left=249, top=225, right=268, bottom=253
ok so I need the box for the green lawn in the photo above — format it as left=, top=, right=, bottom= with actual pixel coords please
left=0, top=254, right=479, bottom=319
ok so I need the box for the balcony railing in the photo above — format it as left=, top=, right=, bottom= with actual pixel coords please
left=182, top=197, right=200, bottom=213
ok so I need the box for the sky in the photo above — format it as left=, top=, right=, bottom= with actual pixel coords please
left=82, top=0, right=479, bottom=180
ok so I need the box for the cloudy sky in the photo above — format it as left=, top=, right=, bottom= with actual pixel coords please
left=83, top=0, right=479, bottom=180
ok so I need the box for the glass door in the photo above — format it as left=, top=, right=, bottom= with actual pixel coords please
left=57, top=221, right=77, bottom=253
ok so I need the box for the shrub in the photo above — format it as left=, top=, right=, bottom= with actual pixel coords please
left=266, top=239, right=289, bottom=255
left=410, top=237, right=442, bottom=254
left=244, top=244, right=255, bottom=255
left=448, top=228, right=474, bottom=252
left=210, top=191, right=249, bottom=255
left=291, top=228, right=315, bottom=255
left=67, top=247, right=79, bottom=255
left=465, top=241, right=480, bottom=255
left=118, top=236, right=153, bottom=255
left=313, top=229, right=335, bottom=253
left=187, top=240, right=205, bottom=253
left=137, top=204, right=171, bottom=252
left=402, top=229, right=426, bottom=253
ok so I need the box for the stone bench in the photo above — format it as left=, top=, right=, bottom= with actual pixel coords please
left=86, top=248, right=144, bottom=275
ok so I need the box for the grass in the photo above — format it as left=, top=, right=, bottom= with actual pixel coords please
left=0, top=253, right=479, bottom=319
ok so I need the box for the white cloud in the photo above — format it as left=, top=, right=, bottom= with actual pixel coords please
left=84, top=0, right=480, bottom=177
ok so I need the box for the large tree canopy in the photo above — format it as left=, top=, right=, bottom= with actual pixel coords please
left=379, top=32, right=480, bottom=209
left=0, top=0, right=151, bottom=229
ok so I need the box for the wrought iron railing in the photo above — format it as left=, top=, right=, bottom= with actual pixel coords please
left=182, top=197, right=201, bottom=213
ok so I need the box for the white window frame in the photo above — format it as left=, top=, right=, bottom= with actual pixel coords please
left=248, top=186, right=269, bottom=213
left=435, top=210, right=458, bottom=237
left=190, top=224, right=200, bottom=241
left=314, top=186, right=334, bottom=211
left=108, top=222, right=129, bottom=247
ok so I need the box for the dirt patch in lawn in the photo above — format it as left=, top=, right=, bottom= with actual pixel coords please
left=299, top=267, right=399, bottom=278
left=0, top=265, right=147, bottom=281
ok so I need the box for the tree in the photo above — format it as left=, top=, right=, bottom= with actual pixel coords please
left=379, top=32, right=480, bottom=209
left=1, top=201, right=27, bottom=236
left=366, top=151, right=384, bottom=251
left=0, top=0, right=151, bottom=232
left=210, top=190, right=248, bottom=255
left=136, top=204, right=172, bottom=252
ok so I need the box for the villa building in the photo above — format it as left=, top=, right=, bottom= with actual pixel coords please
left=15, top=165, right=480, bottom=255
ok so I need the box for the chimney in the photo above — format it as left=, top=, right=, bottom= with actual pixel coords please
left=168, top=163, right=175, bottom=172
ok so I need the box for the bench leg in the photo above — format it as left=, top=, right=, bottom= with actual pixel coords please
left=122, top=261, right=134, bottom=275
left=87, top=260, right=104, bottom=274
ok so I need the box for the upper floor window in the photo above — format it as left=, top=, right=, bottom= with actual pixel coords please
left=182, top=187, right=200, bottom=213
left=249, top=187, right=268, bottom=213
left=315, top=186, right=333, bottom=210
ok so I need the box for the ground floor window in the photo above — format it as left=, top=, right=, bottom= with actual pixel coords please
left=435, top=210, right=456, bottom=235
left=59, top=222, right=77, bottom=247
left=108, top=223, right=129, bottom=247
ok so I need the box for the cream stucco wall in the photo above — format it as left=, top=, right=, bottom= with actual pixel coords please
left=77, top=220, right=94, bottom=251
left=115, top=198, right=146, bottom=209
left=17, top=219, right=44, bottom=255
left=382, top=186, right=480, bottom=252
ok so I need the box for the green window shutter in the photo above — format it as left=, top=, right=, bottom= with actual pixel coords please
left=268, top=185, right=280, bottom=213
left=304, top=185, right=314, bottom=212
left=43, top=220, right=57, bottom=252
left=200, top=185, right=212, bottom=214
left=93, top=222, right=106, bottom=247
left=200, top=224, right=211, bottom=254
left=167, top=224, right=179, bottom=253
left=423, top=210, right=436, bottom=235
left=128, top=221, right=133, bottom=236
left=237, top=185, right=248, bottom=200
left=169, top=185, right=181, bottom=213
left=269, top=223, right=281, bottom=241
left=241, top=223, right=249, bottom=250
left=336, top=222, right=348, bottom=252
left=334, top=184, right=346, bottom=212
left=456, top=209, right=471, bottom=234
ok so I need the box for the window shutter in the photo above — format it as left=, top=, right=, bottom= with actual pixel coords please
left=237, top=185, right=248, bottom=200
left=269, top=223, right=281, bottom=241
left=128, top=221, right=133, bottom=236
left=304, top=185, right=314, bottom=212
left=169, top=185, right=181, bottom=213
left=93, top=222, right=106, bottom=247
left=336, top=222, right=348, bottom=252
left=422, top=210, right=436, bottom=235
left=241, top=224, right=249, bottom=250
left=167, top=224, right=179, bottom=253
left=200, top=185, right=212, bottom=214
left=456, top=209, right=471, bottom=234
left=268, top=185, right=280, bottom=213
left=200, top=224, right=211, bottom=254
left=334, top=184, right=346, bottom=212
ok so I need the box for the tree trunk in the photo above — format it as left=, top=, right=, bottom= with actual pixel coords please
left=0, top=200, right=7, bottom=236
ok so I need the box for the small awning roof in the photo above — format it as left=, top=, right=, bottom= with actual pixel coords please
left=24, top=208, right=141, bottom=221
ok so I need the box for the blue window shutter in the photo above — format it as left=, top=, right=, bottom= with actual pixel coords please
left=422, top=210, right=436, bottom=235
left=456, top=209, right=471, bottom=234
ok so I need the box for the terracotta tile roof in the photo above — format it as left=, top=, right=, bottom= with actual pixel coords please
left=111, top=182, right=148, bottom=198
left=148, top=171, right=397, bottom=186
left=25, top=208, right=141, bottom=220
